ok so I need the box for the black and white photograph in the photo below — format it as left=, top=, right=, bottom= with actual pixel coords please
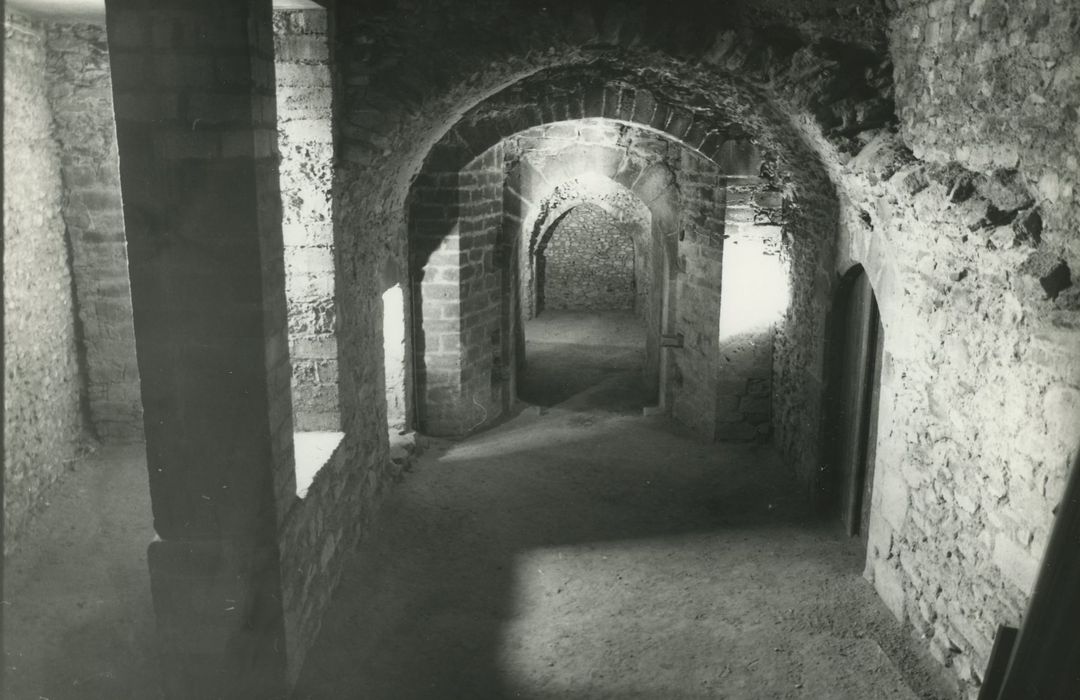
left=2, top=0, right=1079, bottom=697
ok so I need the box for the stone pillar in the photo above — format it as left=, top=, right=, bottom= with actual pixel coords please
left=105, top=1, right=294, bottom=697
left=410, top=146, right=507, bottom=436
left=274, top=7, right=338, bottom=432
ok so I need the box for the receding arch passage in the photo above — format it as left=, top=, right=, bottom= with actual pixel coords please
left=829, top=266, right=884, bottom=543
left=408, top=113, right=786, bottom=439
left=520, top=198, right=649, bottom=411
left=536, top=203, right=637, bottom=313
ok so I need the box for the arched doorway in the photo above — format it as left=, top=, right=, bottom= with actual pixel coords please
left=519, top=201, right=648, bottom=411
left=534, top=203, right=637, bottom=314
left=401, top=65, right=818, bottom=439
left=513, top=169, right=666, bottom=415
left=829, top=265, right=884, bottom=545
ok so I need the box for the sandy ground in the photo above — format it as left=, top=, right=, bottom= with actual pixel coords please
left=294, top=311, right=956, bottom=700
left=2, top=311, right=957, bottom=699
left=3, top=443, right=159, bottom=700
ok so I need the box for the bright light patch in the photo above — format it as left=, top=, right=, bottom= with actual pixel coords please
left=718, top=239, right=790, bottom=340
left=383, top=284, right=408, bottom=431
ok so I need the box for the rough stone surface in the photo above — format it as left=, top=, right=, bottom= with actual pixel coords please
left=510, top=120, right=659, bottom=321
left=669, top=151, right=725, bottom=439
left=275, top=8, right=338, bottom=432
left=383, top=284, right=409, bottom=433
left=46, top=20, right=143, bottom=444
left=824, top=126, right=1080, bottom=697
left=891, top=0, right=1080, bottom=241
left=540, top=203, right=637, bottom=312
left=3, top=10, right=89, bottom=555
left=273, top=7, right=399, bottom=687
left=106, top=2, right=296, bottom=693
left=328, top=3, right=1080, bottom=697
left=37, top=0, right=1063, bottom=692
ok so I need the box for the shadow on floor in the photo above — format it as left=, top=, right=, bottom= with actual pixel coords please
left=293, top=402, right=953, bottom=699
left=3, top=444, right=161, bottom=700
left=516, top=310, right=648, bottom=413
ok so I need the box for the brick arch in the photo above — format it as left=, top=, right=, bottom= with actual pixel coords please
left=532, top=201, right=643, bottom=312
left=337, top=0, right=893, bottom=208
left=533, top=199, right=647, bottom=256
left=403, top=58, right=848, bottom=438
left=836, top=226, right=902, bottom=338
left=529, top=180, right=651, bottom=313
left=508, top=163, right=678, bottom=408
left=340, top=29, right=890, bottom=442
left=527, top=174, right=654, bottom=259
left=416, top=64, right=760, bottom=193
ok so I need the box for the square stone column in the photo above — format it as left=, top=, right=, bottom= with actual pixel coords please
left=105, top=1, right=295, bottom=696
left=410, top=146, right=509, bottom=436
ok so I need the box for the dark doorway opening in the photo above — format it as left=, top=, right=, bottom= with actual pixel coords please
left=518, top=204, right=647, bottom=412
left=827, top=266, right=884, bottom=546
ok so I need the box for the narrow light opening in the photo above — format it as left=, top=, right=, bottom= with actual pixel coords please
left=383, top=284, right=408, bottom=434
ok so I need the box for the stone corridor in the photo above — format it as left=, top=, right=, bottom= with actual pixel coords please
left=5, top=0, right=1080, bottom=698
left=292, top=364, right=953, bottom=700
left=4, top=369, right=955, bottom=700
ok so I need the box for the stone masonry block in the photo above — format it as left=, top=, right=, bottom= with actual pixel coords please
left=992, top=534, right=1040, bottom=594
left=631, top=89, right=657, bottom=124
left=665, top=109, right=694, bottom=141
left=583, top=83, right=606, bottom=117
left=616, top=87, right=636, bottom=121
left=719, top=140, right=763, bottom=178
left=602, top=84, right=623, bottom=119
left=274, top=34, right=329, bottom=64
left=699, top=131, right=726, bottom=162
left=649, top=102, right=672, bottom=132
left=682, top=122, right=710, bottom=150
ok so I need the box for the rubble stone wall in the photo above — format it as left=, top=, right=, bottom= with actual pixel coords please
left=3, top=10, right=87, bottom=554
left=827, top=2, right=1080, bottom=694
left=541, top=204, right=637, bottom=312
left=275, top=8, right=338, bottom=432
left=46, top=20, right=143, bottom=443
left=331, top=4, right=1080, bottom=697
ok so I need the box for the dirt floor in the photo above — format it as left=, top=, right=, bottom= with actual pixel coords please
left=517, top=310, right=648, bottom=411
left=3, top=443, right=160, bottom=700
left=293, top=311, right=957, bottom=700
left=3, top=310, right=958, bottom=699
